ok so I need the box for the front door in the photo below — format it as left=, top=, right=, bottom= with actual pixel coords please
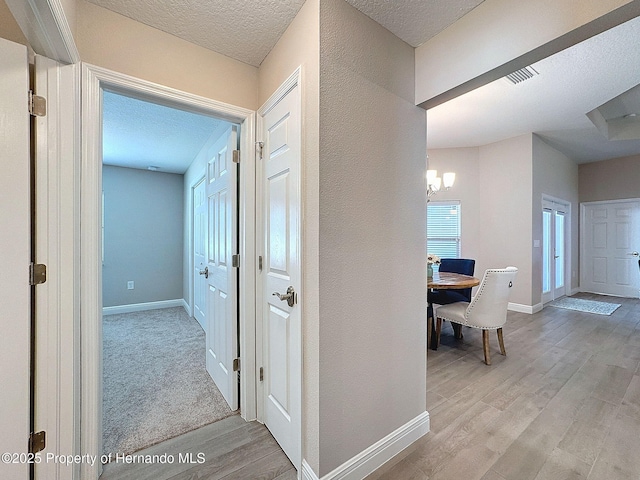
left=582, top=201, right=640, bottom=297
left=206, top=126, right=239, bottom=410
left=193, top=177, right=207, bottom=329
left=259, top=72, right=302, bottom=468
left=0, top=37, right=31, bottom=480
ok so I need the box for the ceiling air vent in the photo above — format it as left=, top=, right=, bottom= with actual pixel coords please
left=505, top=66, right=539, bottom=85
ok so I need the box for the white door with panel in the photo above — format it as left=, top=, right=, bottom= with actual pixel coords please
left=542, top=200, right=568, bottom=304
left=0, top=37, right=31, bottom=480
left=259, top=72, right=302, bottom=468
left=206, top=126, right=239, bottom=410
left=582, top=201, right=640, bottom=297
left=193, top=178, right=207, bottom=329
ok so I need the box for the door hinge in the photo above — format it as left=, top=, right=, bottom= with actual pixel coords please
left=28, top=91, right=46, bottom=117
left=232, top=149, right=240, bottom=164
left=29, top=263, right=47, bottom=285
left=232, top=254, right=240, bottom=268
left=28, top=431, right=46, bottom=454
left=233, top=358, right=240, bottom=372
left=259, top=367, right=264, bottom=382
left=256, top=141, right=264, bottom=160
left=258, top=255, right=263, bottom=272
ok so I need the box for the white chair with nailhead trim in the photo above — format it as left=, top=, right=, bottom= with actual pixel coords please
left=434, top=267, right=518, bottom=365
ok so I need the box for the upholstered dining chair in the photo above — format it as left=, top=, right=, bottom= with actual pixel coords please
left=427, top=258, right=475, bottom=346
left=434, top=267, right=518, bottom=365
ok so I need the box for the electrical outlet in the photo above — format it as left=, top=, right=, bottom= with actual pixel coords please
left=127, top=281, right=134, bottom=290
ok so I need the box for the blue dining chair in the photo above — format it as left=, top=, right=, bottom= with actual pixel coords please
left=428, top=258, right=475, bottom=349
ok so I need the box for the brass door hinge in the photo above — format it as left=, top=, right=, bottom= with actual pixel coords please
left=29, top=263, right=47, bottom=285
left=233, top=358, right=240, bottom=372
left=28, top=91, right=46, bottom=117
left=29, top=431, right=46, bottom=454
left=232, top=149, right=240, bottom=164
left=232, top=254, right=240, bottom=268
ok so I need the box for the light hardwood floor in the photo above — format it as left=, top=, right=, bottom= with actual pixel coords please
left=369, top=293, right=640, bottom=480
left=100, top=415, right=295, bottom=480
left=102, top=293, right=640, bottom=480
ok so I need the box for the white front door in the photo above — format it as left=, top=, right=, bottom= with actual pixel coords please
left=542, top=199, right=568, bottom=303
left=258, top=71, right=302, bottom=468
left=582, top=201, right=640, bottom=297
left=206, top=126, right=239, bottom=410
left=0, top=37, right=31, bottom=480
left=193, top=177, right=207, bottom=329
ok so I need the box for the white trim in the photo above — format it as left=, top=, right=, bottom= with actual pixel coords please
left=80, top=63, right=257, bottom=479
left=570, top=287, right=580, bottom=296
left=102, top=299, right=184, bottom=316
left=508, top=302, right=543, bottom=314
left=301, top=460, right=320, bottom=480
left=182, top=298, right=192, bottom=316
left=4, top=0, right=80, bottom=63
left=311, top=411, right=430, bottom=480
left=33, top=56, right=81, bottom=480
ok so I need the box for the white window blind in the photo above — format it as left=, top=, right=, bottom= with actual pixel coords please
left=427, top=201, right=460, bottom=259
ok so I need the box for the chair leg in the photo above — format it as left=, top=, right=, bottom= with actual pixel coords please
left=482, top=330, right=491, bottom=365
left=435, top=318, right=442, bottom=349
left=453, top=323, right=463, bottom=339
left=427, top=315, right=433, bottom=350
left=497, top=328, right=506, bottom=356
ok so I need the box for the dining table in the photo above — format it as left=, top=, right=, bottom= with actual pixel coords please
left=428, top=271, right=480, bottom=350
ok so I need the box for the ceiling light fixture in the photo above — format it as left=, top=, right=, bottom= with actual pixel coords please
left=426, top=169, right=455, bottom=201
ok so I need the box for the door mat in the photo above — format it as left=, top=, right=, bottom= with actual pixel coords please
left=549, top=297, right=621, bottom=316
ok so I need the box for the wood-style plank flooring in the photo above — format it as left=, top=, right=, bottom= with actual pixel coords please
left=100, top=415, right=295, bottom=480
left=369, top=293, right=640, bottom=480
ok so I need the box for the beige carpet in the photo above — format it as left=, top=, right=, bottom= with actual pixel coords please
left=103, top=307, right=237, bottom=456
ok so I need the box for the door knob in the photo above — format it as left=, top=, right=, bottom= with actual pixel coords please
left=273, top=286, right=296, bottom=307
left=199, top=266, right=209, bottom=278
left=628, top=251, right=639, bottom=257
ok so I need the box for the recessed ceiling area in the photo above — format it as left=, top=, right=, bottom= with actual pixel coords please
left=427, top=15, right=640, bottom=164
left=102, top=91, right=231, bottom=174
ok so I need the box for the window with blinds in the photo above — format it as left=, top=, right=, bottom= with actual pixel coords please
left=427, top=201, right=461, bottom=259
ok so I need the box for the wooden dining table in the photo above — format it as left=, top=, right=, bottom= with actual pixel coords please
left=428, top=271, right=480, bottom=350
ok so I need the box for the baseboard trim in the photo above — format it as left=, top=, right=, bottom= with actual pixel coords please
left=570, top=288, right=580, bottom=296
left=304, top=411, right=430, bottom=480
left=103, top=299, right=184, bottom=315
left=508, top=302, right=543, bottom=314
left=182, top=298, right=192, bottom=316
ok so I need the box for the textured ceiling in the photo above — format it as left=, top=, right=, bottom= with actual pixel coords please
left=344, top=0, right=485, bottom=47
left=102, top=91, right=231, bottom=173
left=427, top=15, right=640, bottom=163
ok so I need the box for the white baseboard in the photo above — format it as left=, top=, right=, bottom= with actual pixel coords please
left=302, top=411, right=430, bottom=480
left=182, top=298, right=192, bottom=316
left=103, top=299, right=184, bottom=315
left=570, top=287, right=580, bottom=296
left=508, top=302, right=543, bottom=314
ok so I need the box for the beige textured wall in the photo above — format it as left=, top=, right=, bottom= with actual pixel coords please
left=75, top=0, right=258, bottom=110
left=416, top=0, right=639, bottom=107
left=319, top=0, right=427, bottom=475
left=257, top=0, right=321, bottom=470
left=532, top=135, right=580, bottom=302
left=477, top=134, right=534, bottom=306
left=579, top=154, right=640, bottom=202
left=0, top=0, right=30, bottom=49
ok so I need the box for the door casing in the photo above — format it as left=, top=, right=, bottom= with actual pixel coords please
left=80, top=63, right=257, bottom=479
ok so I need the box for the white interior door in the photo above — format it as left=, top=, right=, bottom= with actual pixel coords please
left=0, top=37, right=31, bottom=480
left=542, top=200, right=568, bottom=304
left=259, top=73, right=302, bottom=468
left=582, top=201, right=640, bottom=297
left=206, top=126, right=239, bottom=410
left=193, top=178, right=207, bottom=329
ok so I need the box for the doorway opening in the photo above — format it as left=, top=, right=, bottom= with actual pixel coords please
left=100, top=90, right=241, bottom=456
left=80, top=64, right=258, bottom=479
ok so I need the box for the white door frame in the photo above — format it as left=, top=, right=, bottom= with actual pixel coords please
left=541, top=195, right=571, bottom=304
left=191, top=174, right=207, bottom=328
left=80, top=63, right=257, bottom=479
left=580, top=198, right=640, bottom=297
